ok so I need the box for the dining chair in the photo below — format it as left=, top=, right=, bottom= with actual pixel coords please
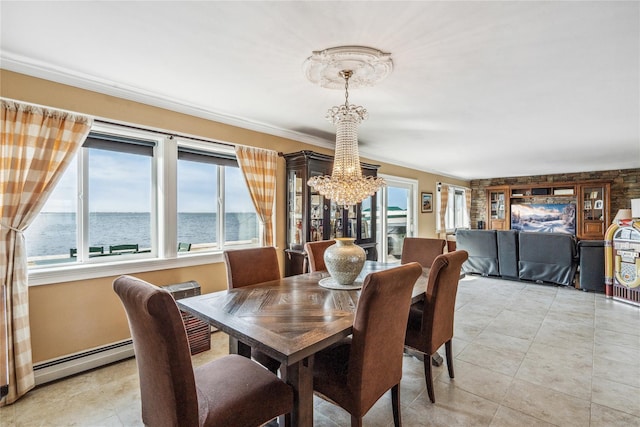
left=313, top=262, right=423, bottom=427
left=177, top=242, right=192, bottom=252
left=400, top=237, right=446, bottom=268
left=304, top=239, right=335, bottom=272
left=113, top=275, right=293, bottom=427
left=400, top=237, right=447, bottom=367
left=223, top=246, right=281, bottom=372
left=404, top=250, right=468, bottom=403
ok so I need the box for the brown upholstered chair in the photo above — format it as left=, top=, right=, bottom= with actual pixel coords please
left=400, top=237, right=446, bottom=268
left=404, top=250, right=468, bottom=403
left=304, top=239, right=335, bottom=272
left=224, top=246, right=281, bottom=372
left=113, top=275, right=293, bottom=427
left=313, top=262, right=423, bottom=427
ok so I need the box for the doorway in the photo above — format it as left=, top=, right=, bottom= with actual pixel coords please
left=376, top=175, right=418, bottom=262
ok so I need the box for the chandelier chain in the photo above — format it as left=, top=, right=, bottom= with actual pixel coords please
left=342, top=70, right=351, bottom=107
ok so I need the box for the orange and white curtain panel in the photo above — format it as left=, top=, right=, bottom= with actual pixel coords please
left=438, top=184, right=450, bottom=239
left=465, top=188, right=472, bottom=227
left=235, top=146, right=277, bottom=246
left=0, top=99, right=92, bottom=405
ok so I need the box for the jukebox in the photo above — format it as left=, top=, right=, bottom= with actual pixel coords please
left=605, top=217, right=640, bottom=306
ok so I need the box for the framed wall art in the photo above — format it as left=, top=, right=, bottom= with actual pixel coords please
left=421, top=192, right=433, bottom=213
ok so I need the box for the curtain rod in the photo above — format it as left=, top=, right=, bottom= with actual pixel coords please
left=93, top=118, right=236, bottom=148
left=437, top=181, right=471, bottom=191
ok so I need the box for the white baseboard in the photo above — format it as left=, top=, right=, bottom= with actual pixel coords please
left=34, top=339, right=134, bottom=386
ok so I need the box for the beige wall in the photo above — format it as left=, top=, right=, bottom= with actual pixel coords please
left=2, top=70, right=467, bottom=362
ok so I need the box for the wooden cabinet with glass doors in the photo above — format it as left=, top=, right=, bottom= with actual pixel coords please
left=486, top=186, right=509, bottom=230
left=283, top=151, right=379, bottom=276
left=578, top=182, right=610, bottom=239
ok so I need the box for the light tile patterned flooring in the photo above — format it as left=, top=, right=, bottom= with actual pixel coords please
left=2, top=275, right=639, bottom=426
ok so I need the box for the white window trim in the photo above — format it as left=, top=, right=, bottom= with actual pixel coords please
left=436, top=182, right=471, bottom=234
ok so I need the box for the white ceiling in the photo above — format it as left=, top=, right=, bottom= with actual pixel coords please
left=1, top=1, right=639, bottom=180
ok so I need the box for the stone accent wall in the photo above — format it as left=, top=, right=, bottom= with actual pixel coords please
left=470, top=168, right=639, bottom=228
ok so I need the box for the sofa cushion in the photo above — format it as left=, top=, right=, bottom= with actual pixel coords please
left=455, top=230, right=499, bottom=276
left=518, top=232, right=577, bottom=286
left=497, top=230, right=519, bottom=279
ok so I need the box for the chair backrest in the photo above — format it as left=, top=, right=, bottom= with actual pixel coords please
left=110, top=244, right=139, bottom=254
left=113, top=275, right=199, bottom=427
left=421, top=250, right=469, bottom=354
left=400, top=237, right=446, bottom=268
left=224, top=246, right=280, bottom=289
left=304, top=239, right=335, bottom=272
left=348, top=262, right=423, bottom=414
left=70, top=246, right=104, bottom=257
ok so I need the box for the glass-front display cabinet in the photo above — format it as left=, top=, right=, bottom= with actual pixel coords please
left=284, top=151, right=379, bottom=276
left=486, top=186, right=509, bottom=230
left=578, top=182, right=610, bottom=239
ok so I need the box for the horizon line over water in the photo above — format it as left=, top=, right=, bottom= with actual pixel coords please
left=25, top=212, right=258, bottom=258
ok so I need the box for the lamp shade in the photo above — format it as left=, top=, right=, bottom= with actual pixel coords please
left=632, top=199, right=640, bottom=218
left=613, top=209, right=632, bottom=223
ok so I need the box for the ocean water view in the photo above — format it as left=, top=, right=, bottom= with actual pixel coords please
left=25, top=212, right=258, bottom=258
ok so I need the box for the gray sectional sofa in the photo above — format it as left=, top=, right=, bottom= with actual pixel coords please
left=455, top=229, right=578, bottom=286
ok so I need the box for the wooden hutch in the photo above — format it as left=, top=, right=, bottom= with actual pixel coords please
left=283, top=151, right=379, bottom=276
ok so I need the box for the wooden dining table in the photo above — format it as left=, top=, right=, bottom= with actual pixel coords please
left=177, top=261, right=429, bottom=427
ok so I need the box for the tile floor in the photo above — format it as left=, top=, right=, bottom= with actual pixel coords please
left=2, top=275, right=639, bottom=426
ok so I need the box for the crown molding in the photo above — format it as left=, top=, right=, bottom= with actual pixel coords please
left=1, top=52, right=335, bottom=150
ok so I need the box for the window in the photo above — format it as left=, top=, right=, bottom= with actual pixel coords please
left=436, top=183, right=471, bottom=233
left=86, top=133, right=156, bottom=257
left=26, top=128, right=159, bottom=266
left=26, top=123, right=260, bottom=276
left=223, top=166, right=259, bottom=246
left=176, top=140, right=258, bottom=252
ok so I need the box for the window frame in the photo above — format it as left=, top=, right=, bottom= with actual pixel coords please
left=436, top=183, right=471, bottom=234
left=27, top=122, right=262, bottom=286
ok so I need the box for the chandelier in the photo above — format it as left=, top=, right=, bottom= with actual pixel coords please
left=304, top=46, right=391, bottom=208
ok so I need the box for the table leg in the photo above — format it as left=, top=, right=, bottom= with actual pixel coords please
left=228, top=337, right=251, bottom=358
left=279, top=356, right=314, bottom=427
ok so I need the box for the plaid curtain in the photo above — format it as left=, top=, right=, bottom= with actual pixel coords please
left=438, top=184, right=450, bottom=239
left=0, top=99, right=92, bottom=405
left=465, top=188, right=472, bottom=227
left=235, top=146, right=277, bottom=246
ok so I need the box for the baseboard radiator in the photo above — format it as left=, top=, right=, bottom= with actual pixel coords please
left=34, top=339, right=134, bottom=386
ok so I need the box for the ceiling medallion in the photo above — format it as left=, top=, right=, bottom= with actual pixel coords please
left=303, top=45, right=393, bottom=89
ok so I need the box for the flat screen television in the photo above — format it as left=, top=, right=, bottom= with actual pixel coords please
left=510, top=203, right=576, bottom=235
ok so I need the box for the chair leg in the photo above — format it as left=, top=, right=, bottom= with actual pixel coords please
left=445, top=340, right=454, bottom=379
left=391, top=383, right=402, bottom=427
left=350, top=414, right=363, bottom=427
left=424, top=355, right=435, bottom=403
